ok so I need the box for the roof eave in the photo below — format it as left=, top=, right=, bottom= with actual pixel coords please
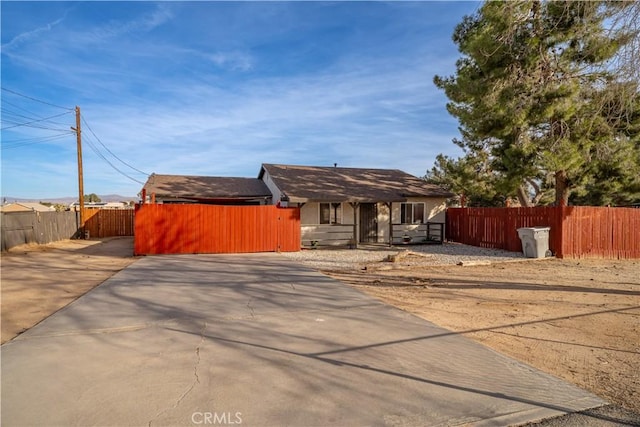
left=153, top=195, right=271, bottom=201
left=287, top=196, right=407, bottom=204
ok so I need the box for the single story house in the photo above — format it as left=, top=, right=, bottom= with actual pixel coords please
left=260, top=164, right=453, bottom=246
left=141, top=164, right=453, bottom=247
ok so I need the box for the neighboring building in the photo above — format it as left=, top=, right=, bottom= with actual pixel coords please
left=140, top=164, right=454, bottom=247
left=141, top=174, right=272, bottom=205
left=0, top=202, right=55, bottom=213
left=68, top=202, right=132, bottom=210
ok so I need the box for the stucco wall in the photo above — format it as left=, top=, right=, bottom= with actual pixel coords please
left=390, top=197, right=447, bottom=224
left=296, top=198, right=448, bottom=246
left=300, top=202, right=355, bottom=225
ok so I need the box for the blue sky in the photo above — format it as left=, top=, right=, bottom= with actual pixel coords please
left=1, top=1, right=479, bottom=199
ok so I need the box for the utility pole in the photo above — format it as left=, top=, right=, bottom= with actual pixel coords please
left=71, top=106, right=85, bottom=238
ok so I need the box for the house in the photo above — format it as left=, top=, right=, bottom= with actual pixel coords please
left=141, top=174, right=272, bottom=205
left=259, top=164, right=453, bottom=246
left=0, top=202, right=55, bottom=213
left=140, top=164, right=453, bottom=247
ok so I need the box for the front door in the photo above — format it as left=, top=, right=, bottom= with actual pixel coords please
left=359, top=203, right=378, bottom=243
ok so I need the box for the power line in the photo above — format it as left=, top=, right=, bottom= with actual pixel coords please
left=1, top=109, right=42, bottom=123
left=2, top=104, right=45, bottom=122
left=9, top=123, right=71, bottom=132
left=2, top=99, right=41, bottom=116
left=1, top=133, right=73, bottom=150
left=81, top=116, right=149, bottom=176
left=1, top=87, right=74, bottom=111
left=1, top=106, right=73, bottom=127
left=2, top=131, right=74, bottom=144
left=1, top=94, right=149, bottom=186
left=83, top=135, right=146, bottom=185
left=0, top=91, right=72, bottom=150
left=1, top=110, right=73, bottom=131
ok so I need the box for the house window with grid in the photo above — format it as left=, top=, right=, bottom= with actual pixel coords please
left=320, top=203, right=342, bottom=224
left=400, top=202, right=425, bottom=224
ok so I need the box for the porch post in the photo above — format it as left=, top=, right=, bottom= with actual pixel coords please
left=349, top=202, right=359, bottom=249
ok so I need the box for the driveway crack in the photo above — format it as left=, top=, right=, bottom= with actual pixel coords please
left=247, top=298, right=255, bottom=318
left=148, top=321, right=206, bottom=426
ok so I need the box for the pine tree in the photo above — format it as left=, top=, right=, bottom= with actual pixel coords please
left=434, top=1, right=640, bottom=206
left=425, top=152, right=505, bottom=207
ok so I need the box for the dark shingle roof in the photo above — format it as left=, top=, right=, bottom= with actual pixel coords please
left=142, top=174, right=271, bottom=200
left=260, top=164, right=453, bottom=203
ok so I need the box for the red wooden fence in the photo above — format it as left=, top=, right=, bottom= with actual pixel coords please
left=558, top=206, right=640, bottom=259
left=446, top=206, right=640, bottom=259
left=134, top=204, right=301, bottom=255
left=83, top=208, right=134, bottom=238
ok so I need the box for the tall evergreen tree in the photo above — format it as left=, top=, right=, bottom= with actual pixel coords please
left=434, top=1, right=640, bottom=206
left=425, top=152, right=505, bottom=207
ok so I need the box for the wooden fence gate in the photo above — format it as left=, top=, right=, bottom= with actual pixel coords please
left=134, top=204, right=301, bottom=255
left=83, top=209, right=134, bottom=238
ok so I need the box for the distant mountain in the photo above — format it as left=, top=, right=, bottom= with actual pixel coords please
left=2, top=195, right=137, bottom=205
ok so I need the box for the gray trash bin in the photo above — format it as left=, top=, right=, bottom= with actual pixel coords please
left=517, top=227, right=550, bottom=258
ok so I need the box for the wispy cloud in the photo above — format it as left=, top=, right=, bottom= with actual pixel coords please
left=79, top=50, right=462, bottom=182
left=1, top=1, right=475, bottom=197
left=88, top=4, right=173, bottom=41
left=206, top=51, right=254, bottom=72
left=1, top=8, right=70, bottom=51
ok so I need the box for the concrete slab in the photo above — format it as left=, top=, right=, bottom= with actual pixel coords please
left=1, top=253, right=605, bottom=426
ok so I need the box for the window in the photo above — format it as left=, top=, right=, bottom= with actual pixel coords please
left=320, top=202, right=342, bottom=224
left=400, top=202, right=425, bottom=224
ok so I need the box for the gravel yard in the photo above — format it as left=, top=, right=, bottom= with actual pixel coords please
left=281, top=242, right=525, bottom=270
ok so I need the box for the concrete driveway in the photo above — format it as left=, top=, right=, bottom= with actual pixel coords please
left=1, top=253, right=604, bottom=426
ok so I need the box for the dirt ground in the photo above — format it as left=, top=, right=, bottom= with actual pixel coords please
left=325, top=256, right=640, bottom=415
left=1, top=237, right=136, bottom=344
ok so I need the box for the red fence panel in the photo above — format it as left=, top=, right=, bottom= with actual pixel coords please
left=446, top=206, right=639, bottom=259
left=559, top=206, right=640, bottom=259
left=446, top=207, right=561, bottom=253
left=134, top=204, right=301, bottom=255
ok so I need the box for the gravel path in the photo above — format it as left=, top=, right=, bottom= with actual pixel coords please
left=281, top=242, right=526, bottom=270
